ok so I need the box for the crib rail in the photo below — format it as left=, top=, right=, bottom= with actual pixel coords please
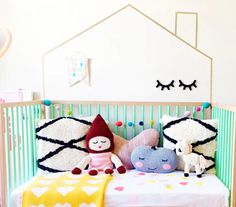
left=0, top=101, right=42, bottom=207
left=212, top=104, right=236, bottom=207
left=48, top=101, right=210, bottom=142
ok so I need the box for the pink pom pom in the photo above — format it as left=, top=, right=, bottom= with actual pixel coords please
left=196, top=106, right=201, bottom=112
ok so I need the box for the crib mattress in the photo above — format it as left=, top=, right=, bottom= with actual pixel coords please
left=11, top=170, right=229, bottom=207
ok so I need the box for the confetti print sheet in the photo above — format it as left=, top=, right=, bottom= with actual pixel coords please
left=11, top=170, right=229, bottom=207
left=105, top=170, right=229, bottom=207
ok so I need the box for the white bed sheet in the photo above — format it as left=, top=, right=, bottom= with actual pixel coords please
left=11, top=170, right=229, bottom=207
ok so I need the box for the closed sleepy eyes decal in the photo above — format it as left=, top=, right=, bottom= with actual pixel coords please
left=156, top=80, right=175, bottom=90
left=156, top=80, right=197, bottom=91
left=179, top=80, right=197, bottom=90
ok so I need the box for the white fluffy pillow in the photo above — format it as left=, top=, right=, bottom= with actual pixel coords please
left=161, top=115, right=218, bottom=174
left=36, top=116, right=94, bottom=174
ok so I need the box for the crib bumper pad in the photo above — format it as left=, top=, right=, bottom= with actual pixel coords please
left=22, top=172, right=111, bottom=207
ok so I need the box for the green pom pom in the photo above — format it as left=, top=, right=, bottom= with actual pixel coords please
left=150, top=120, right=154, bottom=126
left=67, top=110, right=72, bottom=116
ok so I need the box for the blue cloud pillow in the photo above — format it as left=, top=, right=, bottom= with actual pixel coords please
left=131, top=146, right=177, bottom=173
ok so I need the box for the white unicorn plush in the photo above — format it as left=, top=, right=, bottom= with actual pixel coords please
left=175, top=140, right=208, bottom=178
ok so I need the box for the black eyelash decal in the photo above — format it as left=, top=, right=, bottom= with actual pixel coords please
left=156, top=80, right=174, bottom=90
left=179, top=80, right=197, bottom=90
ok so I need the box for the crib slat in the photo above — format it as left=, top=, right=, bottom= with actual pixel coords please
left=175, top=106, right=179, bottom=117
left=79, top=104, right=83, bottom=116
left=15, top=106, right=21, bottom=186
left=88, top=104, right=92, bottom=116
left=184, top=106, right=188, bottom=115
left=20, top=107, right=26, bottom=182
left=158, top=105, right=163, bottom=147
left=97, top=104, right=101, bottom=114
left=228, top=112, right=234, bottom=187
left=221, top=108, right=225, bottom=181
left=60, top=104, right=65, bottom=117
left=212, top=108, right=218, bottom=173
left=38, top=104, right=42, bottom=119
left=115, top=105, right=119, bottom=135
left=201, top=108, right=205, bottom=119
left=216, top=107, right=221, bottom=176
left=218, top=108, right=223, bottom=179
left=123, top=104, right=127, bottom=139
left=223, top=109, right=227, bottom=182
left=132, top=105, right=136, bottom=138
left=10, top=107, right=17, bottom=188
left=222, top=110, right=227, bottom=184
left=24, top=106, right=31, bottom=179
left=50, top=104, right=55, bottom=119
left=105, top=104, right=110, bottom=122
left=150, top=105, right=154, bottom=128
left=192, top=106, right=196, bottom=118
left=141, top=105, right=145, bottom=131
left=166, top=105, right=170, bottom=115
left=225, top=111, right=229, bottom=186
left=28, top=106, right=34, bottom=178
left=226, top=111, right=233, bottom=189
left=32, top=105, right=37, bottom=175
left=4, top=108, right=11, bottom=196
left=69, top=104, right=74, bottom=116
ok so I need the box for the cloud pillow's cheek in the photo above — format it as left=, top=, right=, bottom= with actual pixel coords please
left=162, top=164, right=171, bottom=170
left=135, top=161, right=144, bottom=168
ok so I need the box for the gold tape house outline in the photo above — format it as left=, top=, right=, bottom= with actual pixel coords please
left=42, top=4, right=213, bottom=102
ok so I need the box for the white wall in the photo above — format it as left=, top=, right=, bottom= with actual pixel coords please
left=0, top=0, right=236, bottom=103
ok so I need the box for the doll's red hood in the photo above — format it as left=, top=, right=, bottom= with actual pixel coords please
left=86, top=114, right=114, bottom=153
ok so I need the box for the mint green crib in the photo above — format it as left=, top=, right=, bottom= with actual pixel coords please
left=0, top=101, right=235, bottom=207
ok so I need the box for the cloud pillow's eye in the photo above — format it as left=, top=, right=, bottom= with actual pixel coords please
left=161, top=159, right=168, bottom=162
left=101, top=141, right=107, bottom=143
left=179, top=80, right=197, bottom=90
left=156, top=80, right=174, bottom=91
left=139, top=157, right=145, bottom=160
left=92, top=141, right=98, bottom=144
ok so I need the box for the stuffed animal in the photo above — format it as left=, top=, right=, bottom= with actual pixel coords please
left=71, top=114, right=126, bottom=176
left=114, top=129, right=159, bottom=169
left=131, top=146, right=177, bottom=173
left=175, top=140, right=208, bottom=178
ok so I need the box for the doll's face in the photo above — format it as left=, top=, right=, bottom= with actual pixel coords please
left=89, top=136, right=111, bottom=151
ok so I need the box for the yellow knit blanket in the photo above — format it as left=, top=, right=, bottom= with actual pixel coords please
left=22, top=172, right=111, bottom=207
